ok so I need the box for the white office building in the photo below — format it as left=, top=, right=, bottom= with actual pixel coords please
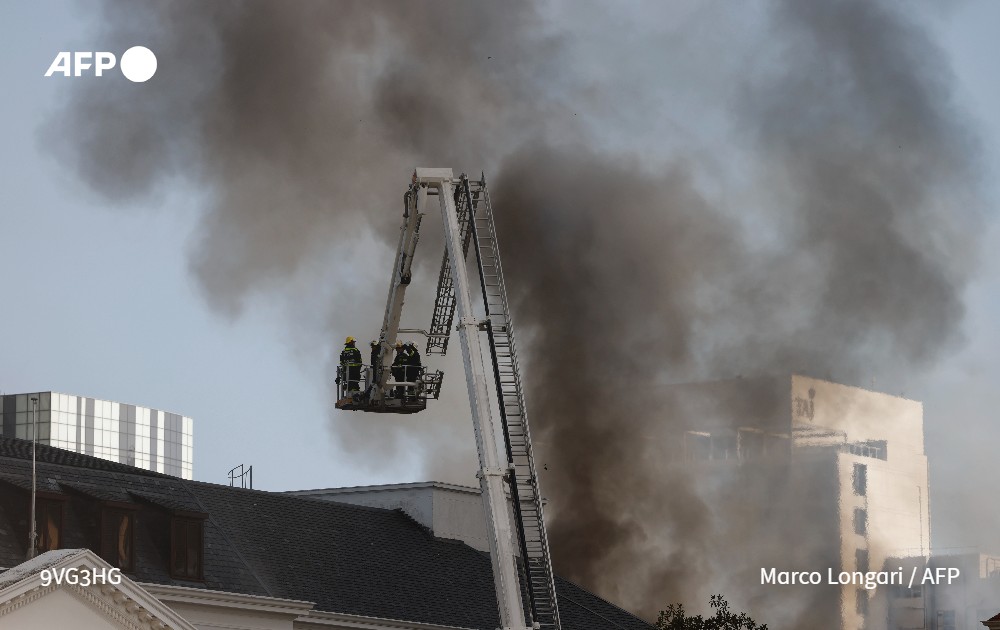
left=664, top=374, right=930, bottom=630
left=0, top=391, right=192, bottom=479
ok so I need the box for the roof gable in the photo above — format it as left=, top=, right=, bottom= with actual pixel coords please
left=0, top=548, right=198, bottom=630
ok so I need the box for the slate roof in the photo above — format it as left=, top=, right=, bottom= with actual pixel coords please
left=0, top=437, right=651, bottom=629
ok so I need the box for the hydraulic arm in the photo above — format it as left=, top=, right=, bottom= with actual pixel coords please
left=335, top=169, right=560, bottom=630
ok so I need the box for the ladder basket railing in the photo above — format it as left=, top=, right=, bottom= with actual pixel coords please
left=336, top=364, right=443, bottom=404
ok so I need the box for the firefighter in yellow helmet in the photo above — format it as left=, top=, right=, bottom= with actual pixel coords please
left=339, top=336, right=363, bottom=393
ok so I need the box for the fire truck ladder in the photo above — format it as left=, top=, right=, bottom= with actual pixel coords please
left=426, top=184, right=477, bottom=356
left=464, top=174, right=562, bottom=630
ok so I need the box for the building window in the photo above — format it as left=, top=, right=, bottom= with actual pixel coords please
left=853, top=463, right=867, bottom=496
left=892, top=583, right=922, bottom=599
left=856, top=589, right=869, bottom=616
left=34, top=498, right=63, bottom=553
left=937, top=610, right=955, bottom=630
left=856, top=548, right=869, bottom=573
left=853, top=508, right=867, bottom=536
left=171, top=517, right=204, bottom=580
left=101, top=508, right=136, bottom=572
left=738, top=428, right=765, bottom=461
left=712, top=433, right=737, bottom=461
left=684, top=432, right=711, bottom=461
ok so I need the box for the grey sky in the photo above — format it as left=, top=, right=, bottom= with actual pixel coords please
left=1, top=0, right=998, bottom=559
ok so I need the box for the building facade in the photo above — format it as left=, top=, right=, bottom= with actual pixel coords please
left=886, top=552, right=1000, bottom=630
left=287, top=481, right=494, bottom=553
left=663, top=374, right=930, bottom=630
left=0, top=392, right=192, bottom=479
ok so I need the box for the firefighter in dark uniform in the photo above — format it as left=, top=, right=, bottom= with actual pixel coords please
left=339, top=336, right=363, bottom=393
left=369, top=340, right=381, bottom=383
left=390, top=341, right=406, bottom=397
left=403, top=342, right=423, bottom=398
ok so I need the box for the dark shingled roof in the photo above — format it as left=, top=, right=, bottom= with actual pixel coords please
left=0, top=437, right=167, bottom=477
left=60, top=481, right=132, bottom=503
left=0, top=437, right=651, bottom=630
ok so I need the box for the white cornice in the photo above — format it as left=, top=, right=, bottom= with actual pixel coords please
left=0, top=583, right=58, bottom=620
left=142, top=583, right=479, bottom=630
left=66, top=583, right=145, bottom=630
left=295, top=609, right=476, bottom=630
left=286, top=481, right=479, bottom=496
left=142, top=582, right=315, bottom=616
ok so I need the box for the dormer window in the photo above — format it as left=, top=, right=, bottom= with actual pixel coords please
left=170, top=516, right=204, bottom=580
left=34, top=497, right=64, bottom=553
left=101, top=506, right=137, bottom=572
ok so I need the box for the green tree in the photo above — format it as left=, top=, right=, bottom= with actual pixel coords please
left=656, top=594, right=768, bottom=630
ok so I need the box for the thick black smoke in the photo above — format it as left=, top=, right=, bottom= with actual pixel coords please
left=488, top=3, right=981, bottom=620
left=45, top=0, right=983, bottom=625
left=42, top=0, right=574, bottom=480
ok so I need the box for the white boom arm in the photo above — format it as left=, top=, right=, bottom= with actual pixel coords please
left=415, top=168, right=529, bottom=630
left=373, top=188, right=422, bottom=403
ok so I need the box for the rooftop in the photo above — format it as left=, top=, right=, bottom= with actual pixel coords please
left=0, top=436, right=651, bottom=630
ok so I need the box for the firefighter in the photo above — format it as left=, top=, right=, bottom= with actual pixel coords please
left=403, top=342, right=423, bottom=397
left=390, top=341, right=406, bottom=397
left=369, top=340, right=381, bottom=379
left=339, top=336, right=363, bottom=393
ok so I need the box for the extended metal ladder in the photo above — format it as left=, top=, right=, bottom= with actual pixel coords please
left=426, top=185, right=478, bottom=356
left=463, top=174, right=561, bottom=630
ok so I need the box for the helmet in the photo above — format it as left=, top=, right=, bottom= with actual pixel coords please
left=345, top=336, right=356, bottom=344
left=370, top=340, right=379, bottom=347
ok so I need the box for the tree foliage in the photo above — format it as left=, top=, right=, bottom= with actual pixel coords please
left=655, top=594, right=768, bottom=630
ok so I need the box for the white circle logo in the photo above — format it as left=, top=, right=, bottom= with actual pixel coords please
left=120, top=46, right=157, bottom=83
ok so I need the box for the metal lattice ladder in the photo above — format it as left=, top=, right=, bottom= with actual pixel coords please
left=463, top=174, right=561, bottom=630
left=426, top=185, right=477, bottom=356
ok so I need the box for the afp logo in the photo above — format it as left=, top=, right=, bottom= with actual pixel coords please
left=45, top=46, right=157, bottom=83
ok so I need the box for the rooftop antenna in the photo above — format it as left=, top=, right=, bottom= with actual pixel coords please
left=227, top=463, right=253, bottom=489
left=27, top=395, right=38, bottom=560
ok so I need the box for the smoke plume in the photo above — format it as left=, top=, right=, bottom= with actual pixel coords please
left=46, top=0, right=984, bottom=625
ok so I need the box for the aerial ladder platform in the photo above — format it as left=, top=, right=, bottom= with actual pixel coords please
left=335, top=169, right=560, bottom=630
